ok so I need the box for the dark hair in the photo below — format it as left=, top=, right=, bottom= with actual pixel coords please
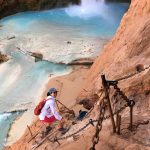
left=47, top=91, right=57, bottom=96
left=47, top=92, right=50, bottom=96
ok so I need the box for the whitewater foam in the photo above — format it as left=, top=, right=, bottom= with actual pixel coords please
left=65, top=0, right=110, bottom=19
left=0, top=113, right=11, bottom=121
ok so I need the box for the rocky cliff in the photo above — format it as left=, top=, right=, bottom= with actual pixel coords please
left=78, top=0, right=150, bottom=111
left=0, top=0, right=80, bottom=19
left=4, top=0, right=150, bottom=150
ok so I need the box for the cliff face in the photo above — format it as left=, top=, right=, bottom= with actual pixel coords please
left=0, top=0, right=80, bottom=19
left=78, top=0, right=150, bottom=111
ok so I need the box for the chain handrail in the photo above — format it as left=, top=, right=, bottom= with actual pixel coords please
left=49, top=68, right=149, bottom=148
left=113, top=84, right=135, bottom=108
left=90, top=97, right=107, bottom=150
left=114, top=65, right=150, bottom=82
left=32, top=68, right=148, bottom=149
left=32, top=97, right=129, bottom=150
left=50, top=90, right=129, bottom=143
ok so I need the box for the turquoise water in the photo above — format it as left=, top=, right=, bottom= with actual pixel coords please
left=0, top=3, right=129, bottom=37
left=0, top=112, right=23, bottom=150
left=0, top=3, right=129, bottom=63
left=0, top=2, right=129, bottom=149
left=0, top=54, right=70, bottom=112
left=0, top=53, right=70, bottom=150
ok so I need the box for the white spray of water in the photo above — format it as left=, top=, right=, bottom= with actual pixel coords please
left=0, top=61, right=21, bottom=97
left=0, top=113, right=11, bottom=122
left=65, top=0, right=110, bottom=19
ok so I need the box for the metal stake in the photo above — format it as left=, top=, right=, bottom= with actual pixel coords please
left=117, top=115, right=121, bottom=135
left=27, top=125, right=33, bottom=137
left=130, top=106, right=133, bottom=131
left=101, top=74, right=116, bottom=133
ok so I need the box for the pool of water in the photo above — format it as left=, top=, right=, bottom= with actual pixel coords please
left=1, top=3, right=128, bottom=35
left=0, top=2, right=129, bottom=63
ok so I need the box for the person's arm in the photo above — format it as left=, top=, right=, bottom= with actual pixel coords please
left=49, top=101, right=62, bottom=121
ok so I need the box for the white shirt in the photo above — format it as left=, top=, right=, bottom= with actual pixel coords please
left=39, top=96, right=62, bottom=121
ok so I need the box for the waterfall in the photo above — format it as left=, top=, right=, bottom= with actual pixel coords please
left=65, top=0, right=108, bottom=19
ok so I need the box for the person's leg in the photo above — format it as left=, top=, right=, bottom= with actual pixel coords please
left=41, top=117, right=54, bottom=137
left=57, top=118, right=66, bottom=130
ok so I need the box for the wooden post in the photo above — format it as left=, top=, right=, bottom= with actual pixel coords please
left=27, top=125, right=33, bottom=137
left=116, top=113, right=119, bottom=128
left=117, top=115, right=121, bottom=135
left=101, top=74, right=116, bottom=133
left=32, top=130, right=58, bottom=150
left=130, top=106, right=133, bottom=131
left=28, top=126, right=44, bottom=143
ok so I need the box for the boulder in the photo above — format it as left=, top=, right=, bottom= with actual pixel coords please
left=31, top=52, right=43, bottom=62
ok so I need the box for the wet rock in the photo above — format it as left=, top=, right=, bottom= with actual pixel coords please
left=68, top=57, right=95, bottom=66
left=31, top=52, right=43, bottom=62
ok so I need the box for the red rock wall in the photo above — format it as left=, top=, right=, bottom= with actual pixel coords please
left=77, top=0, right=150, bottom=110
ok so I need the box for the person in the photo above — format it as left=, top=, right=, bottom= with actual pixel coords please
left=39, top=87, right=65, bottom=135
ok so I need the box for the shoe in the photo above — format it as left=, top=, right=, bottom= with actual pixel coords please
left=42, top=126, right=52, bottom=137
left=46, top=126, right=52, bottom=131
left=58, top=127, right=69, bottom=135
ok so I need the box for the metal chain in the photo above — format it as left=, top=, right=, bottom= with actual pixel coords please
left=104, top=103, right=128, bottom=120
left=115, top=65, right=150, bottom=82
left=113, top=84, right=135, bottom=107
left=50, top=67, right=150, bottom=144
left=50, top=86, right=131, bottom=145
left=51, top=95, right=106, bottom=142
left=32, top=69, right=146, bottom=148
left=90, top=98, right=107, bottom=150
left=49, top=119, right=98, bottom=142
left=50, top=99, right=128, bottom=143
left=57, top=121, right=91, bottom=140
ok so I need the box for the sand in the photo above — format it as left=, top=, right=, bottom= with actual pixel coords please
left=6, top=65, right=89, bottom=145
